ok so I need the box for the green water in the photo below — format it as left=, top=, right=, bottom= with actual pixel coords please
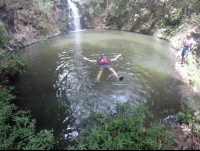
left=11, top=29, right=187, bottom=149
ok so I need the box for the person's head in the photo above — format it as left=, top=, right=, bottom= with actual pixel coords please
left=187, top=34, right=192, bottom=39
left=101, top=54, right=106, bottom=58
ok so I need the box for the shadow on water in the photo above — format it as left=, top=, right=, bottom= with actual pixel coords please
left=11, top=29, right=192, bottom=149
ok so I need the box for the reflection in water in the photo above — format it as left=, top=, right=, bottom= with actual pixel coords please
left=55, top=31, right=86, bottom=145
left=11, top=30, right=193, bottom=149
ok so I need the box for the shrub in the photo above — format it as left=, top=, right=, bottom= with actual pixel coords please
left=193, top=12, right=200, bottom=26
left=0, top=87, right=55, bottom=150
left=37, top=0, right=53, bottom=13
left=168, top=15, right=188, bottom=37
left=189, top=0, right=200, bottom=9
left=177, top=98, right=200, bottom=140
left=178, top=100, right=197, bottom=125
left=38, top=36, right=47, bottom=43
left=61, top=22, right=67, bottom=29
left=109, top=4, right=120, bottom=17
left=0, top=53, right=26, bottom=78
left=68, top=100, right=173, bottom=150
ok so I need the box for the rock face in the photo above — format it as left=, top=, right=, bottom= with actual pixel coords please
left=77, top=0, right=166, bottom=34
left=0, top=0, right=67, bottom=50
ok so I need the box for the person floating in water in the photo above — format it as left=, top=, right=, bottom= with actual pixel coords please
left=181, top=34, right=197, bottom=67
left=83, top=54, right=123, bottom=81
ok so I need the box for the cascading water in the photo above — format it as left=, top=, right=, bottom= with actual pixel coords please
left=67, top=0, right=81, bottom=31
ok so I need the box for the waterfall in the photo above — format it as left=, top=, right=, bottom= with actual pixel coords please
left=67, top=0, right=81, bottom=31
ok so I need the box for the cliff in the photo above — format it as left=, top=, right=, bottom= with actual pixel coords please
left=0, top=0, right=68, bottom=51
left=76, top=0, right=166, bottom=34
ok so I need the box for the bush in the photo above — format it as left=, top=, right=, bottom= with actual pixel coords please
left=193, top=12, right=200, bottom=26
left=178, top=100, right=197, bottom=125
left=0, top=87, right=55, bottom=150
left=0, top=53, right=26, bottom=78
left=189, top=0, right=200, bottom=9
left=37, top=0, right=53, bottom=13
left=168, top=15, right=187, bottom=37
left=68, top=101, right=173, bottom=150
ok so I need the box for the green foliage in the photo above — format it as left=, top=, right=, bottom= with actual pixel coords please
left=37, top=21, right=44, bottom=28
left=88, top=7, right=94, bottom=17
left=168, top=15, right=188, bottom=37
left=100, top=13, right=106, bottom=17
left=61, top=22, right=66, bottom=29
left=156, top=17, right=167, bottom=29
left=193, top=124, right=200, bottom=136
left=169, top=7, right=182, bottom=23
left=107, top=0, right=123, bottom=17
left=62, top=9, right=66, bottom=22
left=82, top=0, right=122, bottom=18
left=109, top=4, right=120, bottom=17
left=0, top=24, right=13, bottom=49
left=0, top=87, right=55, bottom=150
left=178, top=98, right=200, bottom=146
left=155, top=2, right=189, bottom=37
left=95, top=4, right=103, bottom=15
left=38, top=36, right=47, bottom=43
left=82, top=4, right=94, bottom=17
left=0, top=53, right=26, bottom=78
left=193, top=13, right=200, bottom=26
left=189, top=0, right=200, bottom=9
left=165, top=3, right=187, bottom=37
left=186, top=52, right=200, bottom=90
left=37, top=0, right=53, bottom=13
left=178, top=101, right=197, bottom=125
left=68, top=101, right=173, bottom=150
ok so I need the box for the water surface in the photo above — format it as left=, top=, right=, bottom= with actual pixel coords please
left=11, top=29, right=187, bottom=148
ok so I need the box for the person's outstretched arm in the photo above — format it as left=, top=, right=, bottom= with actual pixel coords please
left=191, top=43, right=197, bottom=51
left=190, top=38, right=197, bottom=51
left=191, top=42, right=197, bottom=51
left=83, top=57, right=97, bottom=62
left=110, top=54, right=121, bottom=61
